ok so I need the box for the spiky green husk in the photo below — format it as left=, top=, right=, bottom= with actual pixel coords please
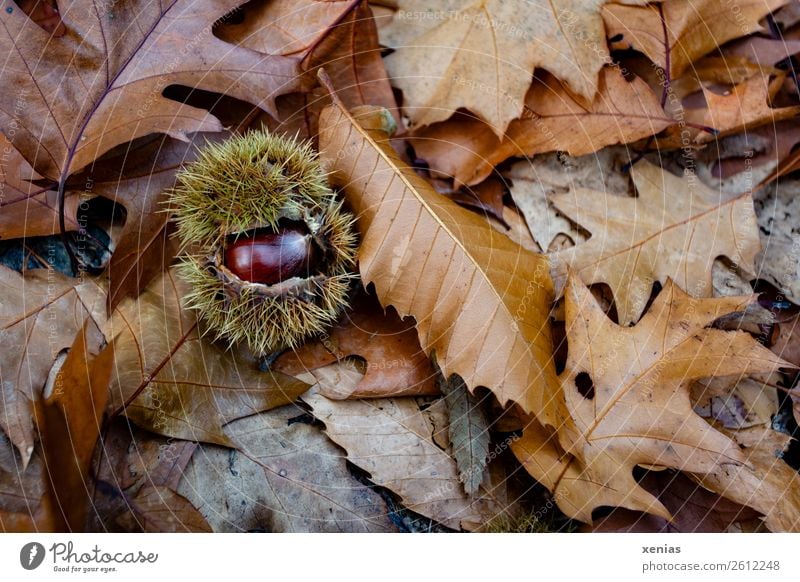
left=169, top=130, right=358, bottom=355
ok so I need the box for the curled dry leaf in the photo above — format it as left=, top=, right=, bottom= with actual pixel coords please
left=0, top=266, right=105, bottom=465
left=604, top=0, right=786, bottom=78
left=177, top=404, right=397, bottom=532
left=0, top=0, right=305, bottom=182
left=381, top=0, right=648, bottom=135
left=550, top=160, right=761, bottom=325
left=275, top=293, right=438, bottom=399
left=411, top=68, right=671, bottom=187
left=104, top=269, right=309, bottom=447
left=512, top=276, right=792, bottom=525
left=318, top=86, right=558, bottom=417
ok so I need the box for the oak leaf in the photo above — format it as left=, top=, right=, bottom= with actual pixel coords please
left=318, top=88, right=558, bottom=417
left=0, top=0, right=304, bottom=183
left=512, top=276, right=792, bottom=524
left=550, top=160, right=761, bottom=325
left=381, top=0, right=646, bottom=135
left=411, top=68, right=671, bottom=187
left=604, top=0, right=787, bottom=79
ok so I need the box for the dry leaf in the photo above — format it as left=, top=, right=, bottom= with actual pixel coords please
left=0, top=134, right=83, bottom=240
left=513, top=276, right=791, bottom=524
left=0, top=266, right=105, bottom=465
left=753, top=177, right=800, bottom=304
left=437, top=368, right=490, bottom=495
left=411, top=68, right=670, bottom=187
left=114, top=486, right=211, bottom=533
left=304, top=386, right=517, bottom=530
left=550, top=160, right=761, bottom=325
left=1, top=0, right=304, bottom=182
left=604, top=0, right=786, bottom=78
left=692, top=373, right=780, bottom=429
left=381, top=0, right=647, bottom=135
left=318, top=88, right=558, bottom=417
left=690, top=75, right=800, bottom=144
left=257, top=2, right=400, bottom=142
left=177, top=404, right=397, bottom=532
left=275, top=293, right=438, bottom=399
left=105, top=269, right=309, bottom=446
left=505, top=149, right=632, bottom=252
left=692, top=426, right=800, bottom=531
left=587, top=470, right=763, bottom=532
left=36, top=323, right=113, bottom=531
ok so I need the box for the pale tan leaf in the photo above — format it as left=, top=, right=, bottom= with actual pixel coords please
left=304, top=387, right=516, bottom=530
left=318, top=90, right=558, bottom=417
left=550, top=160, right=761, bottom=325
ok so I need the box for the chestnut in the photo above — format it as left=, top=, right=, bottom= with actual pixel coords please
left=224, top=226, right=317, bottom=285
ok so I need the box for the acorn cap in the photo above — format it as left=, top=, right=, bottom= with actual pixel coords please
left=169, top=130, right=358, bottom=355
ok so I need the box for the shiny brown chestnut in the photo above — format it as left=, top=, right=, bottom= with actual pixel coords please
left=224, top=225, right=317, bottom=285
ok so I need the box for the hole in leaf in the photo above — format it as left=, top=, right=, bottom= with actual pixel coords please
left=575, top=372, right=595, bottom=400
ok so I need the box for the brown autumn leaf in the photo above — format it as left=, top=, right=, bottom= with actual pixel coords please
left=512, top=276, right=791, bottom=525
left=604, top=0, right=787, bottom=78
left=275, top=292, right=438, bottom=399
left=75, top=133, right=223, bottom=310
left=114, top=486, right=211, bottom=533
left=0, top=0, right=305, bottom=184
left=587, top=470, right=763, bottom=532
left=0, top=134, right=82, bottom=240
left=303, top=382, right=521, bottom=531
left=0, top=444, right=55, bottom=532
left=380, top=0, right=648, bottom=135
left=253, top=2, right=400, bottom=142
left=411, top=68, right=671, bottom=187
left=550, top=160, right=761, bottom=325
left=505, top=148, right=632, bottom=253
left=318, top=85, right=559, bottom=418
left=692, top=426, right=800, bottom=531
left=36, top=322, right=113, bottom=532
left=104, top=268, right=309, bottom=447
left=687, top=74, right=800, bottom=145
left=0, top=266, right=105, bottom=465
left=177, top=402, right=398, bottom=532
